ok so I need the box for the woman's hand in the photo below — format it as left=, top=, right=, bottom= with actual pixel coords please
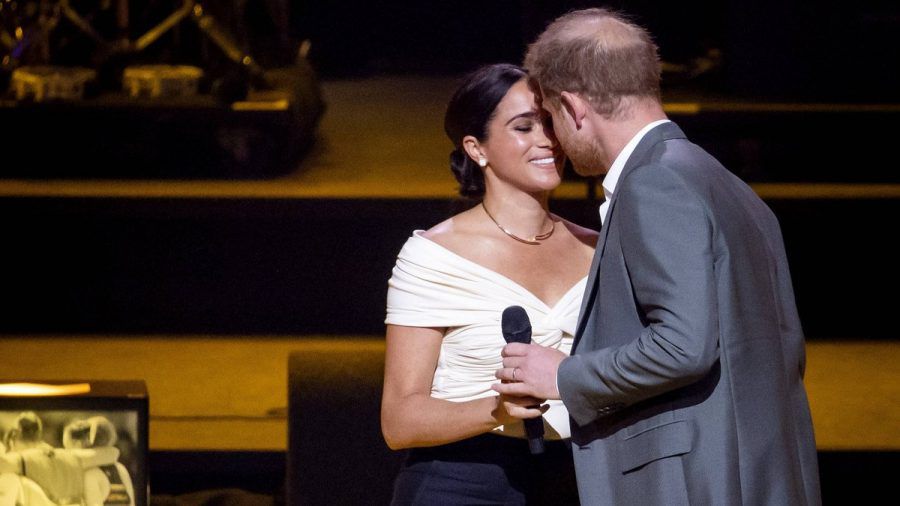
left=492, top=393, right=548, bottom=425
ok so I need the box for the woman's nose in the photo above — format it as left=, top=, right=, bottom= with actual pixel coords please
left=537, top=121, right=558, bottom=148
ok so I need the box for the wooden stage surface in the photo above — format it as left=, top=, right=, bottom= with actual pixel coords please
left=1, top=336, right=897, bottom=452
left=1, top=77, right=899, bottom=200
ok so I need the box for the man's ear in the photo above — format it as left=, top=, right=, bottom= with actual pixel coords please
left=462, top=136, right=484, bottom=165
left=560, top=91, right=587, bottom=130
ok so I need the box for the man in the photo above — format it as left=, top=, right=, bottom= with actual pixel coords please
left=493, top=8, right=821, bottom=505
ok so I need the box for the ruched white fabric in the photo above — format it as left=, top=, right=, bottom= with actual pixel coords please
left=386, top=230, right=586, bottom=439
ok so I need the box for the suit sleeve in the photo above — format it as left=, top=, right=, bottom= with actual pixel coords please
left=559, top=163, right=720, bottom=427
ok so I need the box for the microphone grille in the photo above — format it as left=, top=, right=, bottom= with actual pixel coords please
left=501, top=305, right=531, bottom=337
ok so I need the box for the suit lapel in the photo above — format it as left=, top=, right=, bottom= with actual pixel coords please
left=572, top=215, right=609, bottom=351
left=570, top=122, right=687, bottom=353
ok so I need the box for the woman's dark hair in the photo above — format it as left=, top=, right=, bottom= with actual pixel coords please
left=444, top=63, right=527, bottom=198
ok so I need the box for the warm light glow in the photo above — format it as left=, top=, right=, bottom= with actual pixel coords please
left=232, top=99, right=289, bottom=111
left=0, top=382, right=91, bottom=397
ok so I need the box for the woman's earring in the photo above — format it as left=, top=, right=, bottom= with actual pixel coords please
left=478, top=157, right=487, bottom=167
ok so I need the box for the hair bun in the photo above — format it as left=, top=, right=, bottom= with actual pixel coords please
left=449, top=149, right=485, bottom=198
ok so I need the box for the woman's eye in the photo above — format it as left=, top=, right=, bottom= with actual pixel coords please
left=514, top=123, right=533, bottom=132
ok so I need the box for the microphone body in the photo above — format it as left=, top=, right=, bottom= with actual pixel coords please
left=501, top=305, right=545, bottom=455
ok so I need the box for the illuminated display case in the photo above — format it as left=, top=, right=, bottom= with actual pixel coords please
left=0, top=380, right=148, bottom=506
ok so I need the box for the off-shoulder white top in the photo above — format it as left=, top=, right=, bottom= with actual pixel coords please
left=385, top=230, right=585, bottom=439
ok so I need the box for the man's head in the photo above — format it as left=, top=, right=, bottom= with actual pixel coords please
left=5, top=411, right=43, bottom=450
left=524, top=8, right=661, bottom=118
left=524, top=9, right=662, bottom=175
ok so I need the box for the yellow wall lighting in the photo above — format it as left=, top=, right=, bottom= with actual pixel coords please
left=0, top=382, right=91, bottom=397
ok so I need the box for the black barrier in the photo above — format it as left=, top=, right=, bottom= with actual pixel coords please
left=0, top=196, right=895, bottom=339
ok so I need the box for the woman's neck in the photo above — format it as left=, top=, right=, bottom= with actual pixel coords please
left=481, top=191, right=552, bottom=240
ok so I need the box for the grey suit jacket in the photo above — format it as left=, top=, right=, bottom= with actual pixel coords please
left=559, top=122, right=821, bottom=505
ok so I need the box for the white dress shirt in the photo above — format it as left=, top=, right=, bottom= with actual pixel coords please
left=599, top=119, right=671, bottom=224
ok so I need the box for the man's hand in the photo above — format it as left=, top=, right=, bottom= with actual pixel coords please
left=493, top=343, right=566, bottom=402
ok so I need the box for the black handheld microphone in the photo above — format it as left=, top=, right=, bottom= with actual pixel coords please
left=501, top=305, right=545, bottom=455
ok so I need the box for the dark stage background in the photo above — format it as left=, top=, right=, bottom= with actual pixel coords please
left=295, top=0, right=900, bottom=101
left=2, top=1, right=898, bottom=505
left=5, top=1, right=897, bottom=99
left=1, top=195, right=896, bottom=341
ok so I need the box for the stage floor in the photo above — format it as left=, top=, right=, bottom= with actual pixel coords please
left=1, top=336, right=897, bottom=452
left=1, top=76, right=899, bottom=199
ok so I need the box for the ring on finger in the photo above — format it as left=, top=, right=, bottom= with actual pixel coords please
left=512, top=367, right=518, bottom=381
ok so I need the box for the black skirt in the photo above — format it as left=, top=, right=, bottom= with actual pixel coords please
left=390, top=433, right=580, bottom=506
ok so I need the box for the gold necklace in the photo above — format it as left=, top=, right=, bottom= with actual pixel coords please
left=481, top=202, right=555, bottom=245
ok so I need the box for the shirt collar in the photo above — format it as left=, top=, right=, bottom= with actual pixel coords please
left=598, top=119, right=670, bottom=225
left=602, top=119, right=671, bottom=201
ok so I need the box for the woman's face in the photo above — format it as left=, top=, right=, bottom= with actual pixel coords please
left=478, top=79, right=564, bottom=194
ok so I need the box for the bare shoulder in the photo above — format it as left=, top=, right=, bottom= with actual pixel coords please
left=556, top=216, right=600, bottom=248
left=421, top=205, right=484, bottom=251
left=421, top=217, right=454, bottom=241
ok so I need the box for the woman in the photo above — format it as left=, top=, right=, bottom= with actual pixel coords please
left=381, top=63, right=597, bottom=505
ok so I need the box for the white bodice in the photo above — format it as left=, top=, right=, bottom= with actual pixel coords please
left=386, top=231, right=585, bottom=438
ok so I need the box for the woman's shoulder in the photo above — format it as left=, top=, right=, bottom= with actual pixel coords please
left=420, top=217, right=454, bottom=241
left=556, top=216, right=600, bottom=246
left=421, top=205, right=484, bottom=251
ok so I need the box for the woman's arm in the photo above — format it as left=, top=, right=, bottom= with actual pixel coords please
left=381, top=324, right=528, bottom=450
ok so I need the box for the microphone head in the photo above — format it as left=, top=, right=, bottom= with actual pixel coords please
left=501, top=305, right=532, bottom=344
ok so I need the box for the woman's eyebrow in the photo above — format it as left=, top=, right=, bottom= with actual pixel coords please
left=504, top=111, right=541, bottom=125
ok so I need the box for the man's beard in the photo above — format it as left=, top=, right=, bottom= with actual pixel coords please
left=562, top=136, right=607, bottom=177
